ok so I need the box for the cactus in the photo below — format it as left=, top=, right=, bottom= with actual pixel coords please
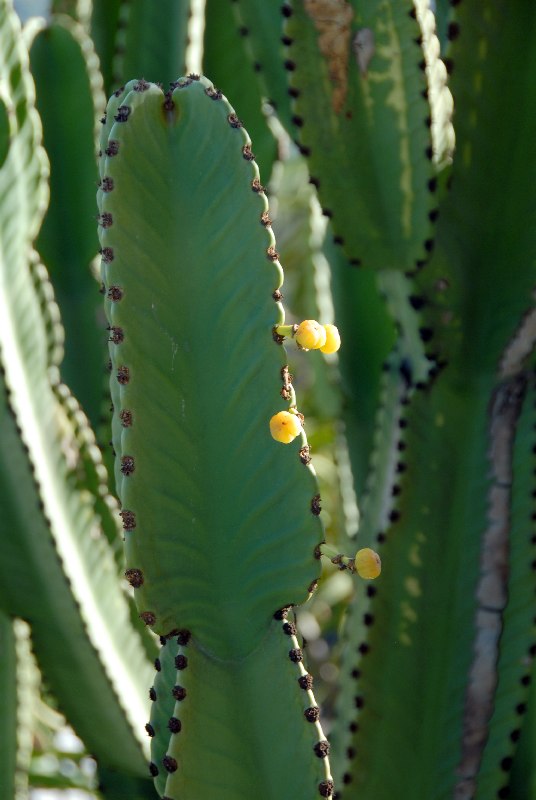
left=97, top=75, right=331, bottom=798
left=1, top=0, right=536, bottom=798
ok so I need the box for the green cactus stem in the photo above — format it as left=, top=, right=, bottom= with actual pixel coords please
left=283, top=0, right=454, bottom=271
left=111, top=0, right=191, bottom=89
left=99, top=75, right=333, bottom=798
left=27, top=13, right=107, bottom=431
left=0, top=0, right=155, bottom=776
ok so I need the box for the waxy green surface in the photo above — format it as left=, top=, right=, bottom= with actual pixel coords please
left=99, top=75, right=331, bottom=798
left=0, top=0, right=152, bottom=775
left=330, top=1, right=536, bottom=796
left=99, top=77, right=323, bottom=660
left=112, top=0, right=190, bottom=89
left=29, top=14, right=106, bottom=431
left=155, top=623, right=331, bottom=800
left=285, top=0, right=453, bottom=271
left=203, top=0, right=278, bottom=181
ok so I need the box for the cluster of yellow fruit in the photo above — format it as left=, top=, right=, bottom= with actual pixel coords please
left=270, top=320, right=340, bottom=444
left=294, top=320, right=341, bottom=354
left=268, top=318, right=381, bottom=581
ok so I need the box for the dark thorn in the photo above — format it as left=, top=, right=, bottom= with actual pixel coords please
left=172, top=685, right=187, bottom=701
left=119, top=511, right=136, bottom=531
left=289, top=648, right=303, bottom=663
left=117, top=365, right=129, bottom=384
left=299, top=445, right=311, bottom=465
left=108, top=285, right=123, bottom=301
left=447, top=22, right=460, bottom=41
left=120, top=455, right=135, bottom=475
left=125, top=567, right=143, bottom=587
left=100, top=246, right=114, bottom=263
left=283, top=621, right=297, bottom=636
left=304, top=706, right=320, bottom=722
left=274, top=606, right=291, bottom=620
left=114, top=105, right=130, bottom=122
left=205, top=86, right=223, bottom=100
left=162, top=755, right=177, bottom=773
left=108, top=326, right=124, bottom=344
left=298, top=673, right=314, bottom=690
left=168, top=717, right=182, bottom=734
left=119, top=409, right=132, bottom=427
left=318, top=780, right=334, bottom=798
left=176, top=630, right=191, bottom=646
left=227, top=113, right=243, bottom=128
left=134, top=79, right=150, bottom=92
left=419, top=327, right=434, bottom=342
left=314, top=740, right=331, bottom=758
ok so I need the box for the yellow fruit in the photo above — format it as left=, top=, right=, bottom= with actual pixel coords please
left=320, top=324, right=341, bottom=354
left=355, top=548, right=381, bottom=579
left=269, top=411, right=303, bottom=444
left=295, top=320, right=327, bottom=350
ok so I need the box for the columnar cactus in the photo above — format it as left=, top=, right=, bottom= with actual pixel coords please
left=97, top=75, right=332, bottom=799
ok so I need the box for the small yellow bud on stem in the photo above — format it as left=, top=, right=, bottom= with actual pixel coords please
left=320, top=324, right=341, bottom=354
left=354, top=548, right=381, bottom=579
left=295, top=320, right=326, bottom=350
left=318, top=544, right=380, bottom=578
left=269, top=410, right=303, bottom=444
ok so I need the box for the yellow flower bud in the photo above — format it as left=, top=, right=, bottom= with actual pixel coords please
left=295, top=320, right=327, bottom=351
left=355, top=548, right=381, bottom=579
left=269, top=411, right=303, bottom=444
left=320, top=324, right=341, bottom=354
